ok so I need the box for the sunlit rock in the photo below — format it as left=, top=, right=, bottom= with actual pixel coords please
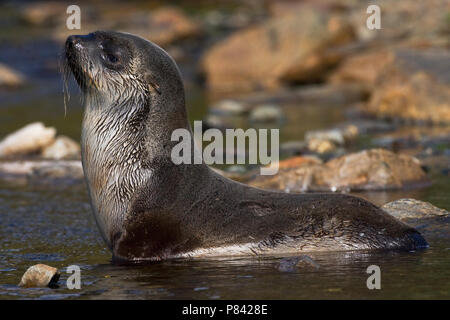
left=18, top=264, right=60, bottom=288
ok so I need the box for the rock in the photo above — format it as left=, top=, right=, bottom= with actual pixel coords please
left=249, top=104, right=284, bottom=123
left=382, top=199, right=449, bottom=220
left=249, top=149, right=427, bottom=192
left=144, top=7, right=201, bottom=46
left=0, top=160, right=83, bottom=184
left=18, top=264, right=60, bottom=288
left=41, top=136, right=81, bottom=160
left=305, top=128, right=346, bottom=146
left=360, top=49, right=450, bottom=124
left=209, top=99, right=249, bottom=116
left=275, top=155, right=323, bottom=170
left=328, top=49, right=393, bottom=87
left=317, top=149, right=427, bottom=190
left=307, top=138, right=337, bottom=154
left=202, top=7, right=355, bottom=93
left=20, top=1, right=67, bottom=26
left=29, top=162, right=84, bottom=184
left=0, top=63, right=26, bottom=88
left=0, top=123, right=56, bottom=158
left=349, top=0, right=450, bottom=47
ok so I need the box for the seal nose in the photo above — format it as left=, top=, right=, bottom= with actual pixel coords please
left=65, top=33, right=96, bottom=52
left=66, top=35, right=83, bottom=52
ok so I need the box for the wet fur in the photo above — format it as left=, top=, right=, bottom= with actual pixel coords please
left=64, top=31, right=428, bottom=262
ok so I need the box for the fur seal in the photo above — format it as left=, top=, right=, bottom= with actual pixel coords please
left=64, top=31, right=428, bottom=262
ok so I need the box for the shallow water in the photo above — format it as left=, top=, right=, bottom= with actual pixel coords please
left=0, top=176, right=449, bottom=299
left=0, top=134, right=449, bottom=299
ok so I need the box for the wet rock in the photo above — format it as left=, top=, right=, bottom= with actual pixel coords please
left=0, top=122, right=56, bottom=158
left=41, top=136, right=81, bottom=160
left=362, top=49, right=450, bottom=124
left=315, top=149, right=427, bottom=191
left=29, top=162, right=84, bottom=185
left=329, top=49, right=393, bottom=87
left=278, top=255, right=320, bottom=272
left=275, top=155, right=323, bottom=170
left=307, top=138, right=337, bottom=154
left=305, top=129, right=346, bottom=146
left=0, top=160, right=83, bottom=184
left=18, top=264, right=60, bottom=288
left=143, top=7, right=201, bottom=46
left=202, top=7, right=355, bottom=93
left=0, top=63, right=26, bottom=88
left=249, top=104, right=284, bottom=123
left=383, top=199, right=449, bottom=220
left=249, top=149, right=426, bottom=192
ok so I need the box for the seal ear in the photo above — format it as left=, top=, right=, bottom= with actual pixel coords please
left=145, top=73, right=161, bottom=95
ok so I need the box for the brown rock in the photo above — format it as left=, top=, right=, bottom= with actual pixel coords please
left=202, top=7, right=355, bottom=93
left=317, top=149, right=426, bottom=191
left=0, top=63, right=26, bottom=88
left=366, top=49, right=450, bottom=124
left=274, top=155, right=323, bottom=170
left=145, top=7, right=201, bottom=46
left=331, top=48, right=450, bottom=124
left=18, top=264, right=60, bottom=288
left=20, top=1, right=67, bottom=26
left=382, top=199, right=449, bottom=220
left=249, top=149, right=426, bottom=192
left=328, top=49, right=394, bottom=87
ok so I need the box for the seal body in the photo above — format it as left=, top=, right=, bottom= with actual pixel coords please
left=64, top=31, right=428, bottom=262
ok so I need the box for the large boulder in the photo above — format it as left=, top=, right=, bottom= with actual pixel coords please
left=248, top=149, right=426, bottom=192
left=202, top=7, right=355, bottom=93
left=331, top=48, right=450, bottom=124
left=0, top=122, right=56, bottom=158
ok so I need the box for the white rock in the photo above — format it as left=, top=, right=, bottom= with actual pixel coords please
left=0, top=122, right=56, bottom=157
left=305, top=129, right=345, bottom=145
left=18, top=264, right=60, bottom=288
left=42, top=135, right=80, bottom=160
left=0, top=63, right=25, bottom=87
left=249, top=104, right=283, bottom=123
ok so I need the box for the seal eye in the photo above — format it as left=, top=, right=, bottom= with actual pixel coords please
left=99, top=40, right=129, bottom=70
left=105, top=53, right=118, bottom=64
